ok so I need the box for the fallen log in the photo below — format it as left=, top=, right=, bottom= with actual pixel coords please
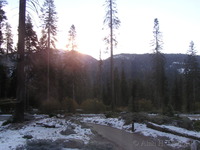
left=146, top=122, right=200, bottom=141
left=0, top=99, right=18, bottom=105
left=36, top=123, right=56, bottom=128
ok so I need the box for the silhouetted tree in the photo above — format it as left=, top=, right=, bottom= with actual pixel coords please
left=66, top=24, right=77, bottom=51
left=121, top=67, right=128, bottom=106
left=0, top=64, right=8, bottom=98
left=40, top=0, right=57, bottom=101
left=0, top=0, right=7, bottom=54
left=171, top=74, right=183, bottom=111
left=130, top=80, right=138, bottom=112
left=40, top=0, right=57, bottom=49
left=24, top=15, right=39, bottom=110
left=39, top=29, right=47, bottom=51
left=184, top=41, right=199, bottom=112
left=25, top=15, right=38, bottom=53
left=114, top=67, right=120, bottom=106
left=13, top=0, right=26, bottom=122
left=4, top=22, right=13, bottom=55
left=151, top=18, right=166, bottom=110
left=103, top=0, right=120, bottom=109
left=98, top=49, right=103, bottom=100
left=94, top=49, right=103, bottom=100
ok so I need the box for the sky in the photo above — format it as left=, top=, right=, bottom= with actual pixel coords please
left=4, top=0, right=200, bottom=59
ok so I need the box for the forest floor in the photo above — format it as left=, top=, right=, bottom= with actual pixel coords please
left=0, top=113, right=199, bottom=150
left=88, top=123, right=172, bottom=150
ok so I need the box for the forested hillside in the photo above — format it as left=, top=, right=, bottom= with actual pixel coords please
left=1, top=51, right=200, bottom=113
left=0, top=0, right=199, bottom=123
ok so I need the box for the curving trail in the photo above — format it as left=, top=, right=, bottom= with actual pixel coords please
left=89, top=123, right=173, bottom=150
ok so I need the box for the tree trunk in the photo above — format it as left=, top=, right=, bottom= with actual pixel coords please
left=146, top=122, right=200, bottom=141
left=110, top=0, right=114, bottom=110
left=13, top=0, right=26, bottom=122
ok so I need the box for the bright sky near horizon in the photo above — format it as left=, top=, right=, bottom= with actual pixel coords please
left=4, top=0, right=200, bottom=59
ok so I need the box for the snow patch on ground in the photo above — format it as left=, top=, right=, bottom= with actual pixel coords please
left=0, top=120, right=3, bottom=126
left=0, top=115, right=93, bottom=150
left=180, top=114, right=200, bottom=120
left=81, top=114, right=197, bottom=149
left=151, top=122, right=200, bottom=138
left=134, top=123, right=190, bottom=148
left=82, top=116, right=125, bottom=129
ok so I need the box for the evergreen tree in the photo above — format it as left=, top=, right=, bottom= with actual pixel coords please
left=39, top=29, right=47, bottom=51
left=171, top=74, right=183, bottom=111
left=0, top=64, right=8, bottom=98
left=40, top=0, right=57, bottom=101
left=25, top=15, right=38, bottom=53
left=40, top=0, right=57, bottom=49
left=4, top=22, right=13, bottom=55
left=98, top=49, right=103, bottom=100
left=24, top=15, right=39, bottom=110
left=151, top=18, right=166, bottom=110
left=121, top=67, right=129, bottom=106
left=0, top=0, right=7, bottom=54
left=103, top=0, right=120, bottom=109
left=114, top=67, right=120, bottom=106
left=130, top=80, right=138, bottom=112
left=184, top=41, right=199, bottom=112
left=66, top=24, right=77, bottom=51
left=13, top=0, right=26, bottom=122
left=94, top=49, right=103, bottom=100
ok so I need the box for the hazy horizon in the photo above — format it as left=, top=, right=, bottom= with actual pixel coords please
left=5, top=0, right=200, bottom=59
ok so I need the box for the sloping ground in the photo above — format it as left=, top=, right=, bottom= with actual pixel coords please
left=0, top=115, right=93, bottom=149
left=0, top=114, right=122, bottom=150
left=89, top=123, right=172, bottom=150
left=80, top=114, right=195, bottom=149
left=146, top=122, right=200, bottom=141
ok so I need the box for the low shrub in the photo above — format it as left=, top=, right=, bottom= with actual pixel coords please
left=194, top=120, right=200, bottom=131
left=2, top=119, right=12, bottom=126
left=195, top=102, right=200, bottom=112
left=176, top=117, right=193, bottom=130
left=163, top=104, right=174, bottom=117
left=81, top=99, right=106, bottom=113
left=137, top=99, right=153, bottom=112
left=39, top=97, right=78, bottom=114
left=39, top=98, right=61, bottom=114
left=129, top=99, right=154, bottom=112
left=61, top=98, right=78, bottom=113
left=115, top=107, right=128, bottom=113
left=149, top=115, right=172, bottom=125
left=105, top=111, right=119, bottom=118
left=121, top=112, right=149, bottom=125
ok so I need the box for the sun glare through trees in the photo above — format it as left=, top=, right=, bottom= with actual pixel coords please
left=0, top=2, right=200, bottom=148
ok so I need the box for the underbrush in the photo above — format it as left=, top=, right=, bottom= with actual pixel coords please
left=81, top=99, right=106, bottom=114
left=194, top=120, right=200, bottom=131
left=121, top=112, right=195, bottom=131
left=39, top=98, right=78, bottom=114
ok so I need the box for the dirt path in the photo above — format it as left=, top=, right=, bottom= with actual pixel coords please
left=88, top=123, right=173, bottom=150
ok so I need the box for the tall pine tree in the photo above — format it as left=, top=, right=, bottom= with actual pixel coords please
left=25, top=15, right=38, bottom=53
left=0, top=0, right=7, bottom=54
left=121, top=67, right=129, bottom=106
left=40, top=0, right=57, bottom=49
left=4, top=22, right=13, bottom=55
left=40, top=0, right=57, bottom=101
left=151, top=18, right=166, bottom=110
left=103, top=0, right=120, bottom=110
left=66, top=24, right=77, bottom=51
left=13, top=0, right=26, bottom=122
left=184, top=41, right=199, bottom=112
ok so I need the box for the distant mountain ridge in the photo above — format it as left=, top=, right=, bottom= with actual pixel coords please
left=58, top=52, right=200, bottom=80
left=101, top=53, right=200, bottom=80
left=1, top=51, right=199, bottom=82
